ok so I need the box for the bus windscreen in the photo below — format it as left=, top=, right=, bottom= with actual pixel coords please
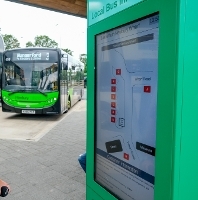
left=3, top=50, right=59, bottom=92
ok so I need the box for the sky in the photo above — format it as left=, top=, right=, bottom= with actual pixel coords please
left=0, top=0, right=87, bottom=58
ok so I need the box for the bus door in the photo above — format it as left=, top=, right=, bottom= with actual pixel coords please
left=0, top=35, right=4, bottom=98
left=60, top=63, right=65, bottom=112
left=0, top=56, right=2, bottom=98
left=61, top=62, right=68, bottom=112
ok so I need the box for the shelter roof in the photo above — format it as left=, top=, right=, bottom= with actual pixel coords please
left=6, top=0, right=87, bottom=18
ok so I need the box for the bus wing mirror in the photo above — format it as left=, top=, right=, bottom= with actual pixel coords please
left=72, top=66, right=75, bottom=70
left=63, top=63, right=68, bottom=70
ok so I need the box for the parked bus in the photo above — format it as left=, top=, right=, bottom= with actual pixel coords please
left=0, top=34, right=5, bottom=101
left=1, top=47, right=84, bottom=114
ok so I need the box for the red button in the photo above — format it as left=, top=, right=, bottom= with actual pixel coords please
left=111, top=117, right=115, bottom=123
left=144, top=86, right=151, bottom=93
left=111, top=79, right=116, bottom=84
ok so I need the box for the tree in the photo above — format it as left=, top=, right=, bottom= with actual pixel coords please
left=3, top=34, right=20, bottom=50
left=62, top=48, right=73, bottom=56
left=80, top=54, right=87, bottom=73
left=26, top=41, right=34, bottom=47
left=26, top=35, right=58, bottom=48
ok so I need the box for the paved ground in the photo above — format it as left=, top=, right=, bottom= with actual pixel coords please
left=0, top=109, right=68, bottom=141
left=0, top=99, right=86, bottom=200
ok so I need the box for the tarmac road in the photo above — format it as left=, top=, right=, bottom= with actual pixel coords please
left=0, top=111, right=66, bottom=141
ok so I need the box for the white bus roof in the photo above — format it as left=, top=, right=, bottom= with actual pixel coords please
left=0, top=34, right=5, bottom=52
left=61, top=49, right=84, bottom=68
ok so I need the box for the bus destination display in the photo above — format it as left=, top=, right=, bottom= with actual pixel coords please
left=95, top=14, right=159, bottom=200
left=12, top=52, right=50, bottom=61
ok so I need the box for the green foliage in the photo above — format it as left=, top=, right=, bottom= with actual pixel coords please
left=62, top=48, right=73, bottom=56
left=80, top=54, right=87, bottom=73
left=3, top=34, right=20, bottom=50
left=75, top=71, right=84, bottom=81
left=26, top=35, right=58, bottom=48
left=26, top=41, right=34, bottom=47
left=83, top=65, right=87, bottom=73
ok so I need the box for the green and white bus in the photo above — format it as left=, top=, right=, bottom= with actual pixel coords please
left=1, top=47, right=84, bottom=114
left=0, top=34, right=5, bottom=101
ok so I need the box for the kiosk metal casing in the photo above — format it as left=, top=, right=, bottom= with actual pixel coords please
left=86, top=0, right=198, bottom=199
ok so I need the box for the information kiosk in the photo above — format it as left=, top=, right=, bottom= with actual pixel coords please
left=86, top=0, right=198, bottom=200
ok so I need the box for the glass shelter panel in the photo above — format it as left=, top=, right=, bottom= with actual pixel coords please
left=95, top=14, right=159, bottom=200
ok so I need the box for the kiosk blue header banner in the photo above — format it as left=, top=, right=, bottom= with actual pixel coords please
left=88, top=0, right=143, bottom=26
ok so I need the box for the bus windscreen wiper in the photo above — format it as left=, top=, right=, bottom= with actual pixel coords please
left=24, top=87, right=47, bottom=96
left=8, top=89, right=26, bottom=95
left=35, top=89, right=47, bottom=96
left=8, top=88, right=47, bottom=96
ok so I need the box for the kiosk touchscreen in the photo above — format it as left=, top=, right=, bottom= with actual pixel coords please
left=95, top=14, right=159, bottom=200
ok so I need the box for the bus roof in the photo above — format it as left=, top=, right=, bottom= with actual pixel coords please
left=0, top=34, right=5, bottom=52
left=4, top=47, right=59, bottom=52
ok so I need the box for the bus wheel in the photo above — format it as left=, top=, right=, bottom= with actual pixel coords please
left=63, top=109, right=68, bottom=114
left=68, top=97, right=71, bottom=109
left=79, top=89, right=82, bottom=101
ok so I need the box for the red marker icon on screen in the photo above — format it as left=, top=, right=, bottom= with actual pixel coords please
left=124, top=153, right=129, bottom=160
left=116, top=69, right=121, bottom=75
left=111, top=79, right=116, bottom=84
left=144, top=86, right=151, bottom=93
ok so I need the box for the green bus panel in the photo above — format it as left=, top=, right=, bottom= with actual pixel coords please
left=87, top=0, right=198, bottom=200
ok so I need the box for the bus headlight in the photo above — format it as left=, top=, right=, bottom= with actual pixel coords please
left=47, top=98, right=54, bottom=104
left=4, top=96, right=8, bottom=101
